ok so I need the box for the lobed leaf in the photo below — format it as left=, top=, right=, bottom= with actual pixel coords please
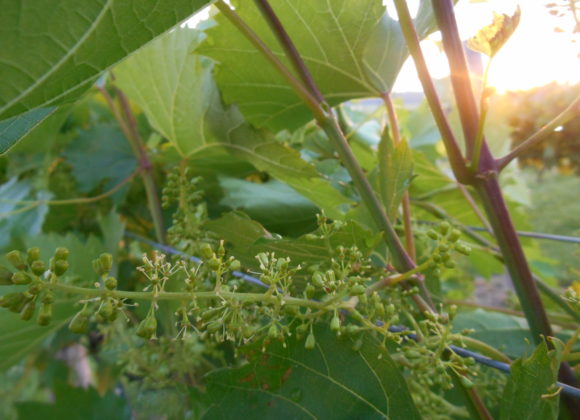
left=202, top=327, right=420, bottom=419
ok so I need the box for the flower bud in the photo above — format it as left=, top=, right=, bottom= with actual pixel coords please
left=99, top=253, right=113, bottom=273
left=229, top=259, right=241, bottom=272
left=268, top=324, right=279, bottom=339
left=27, top=247, right=41, bottom=265
left=427, top=229, right=439, bottom=240
left=136, top=313, right=157, bottom=339
left=104, top=276, right=118, bottom=290
left=12, top=271, right=32, bottom=285
left=312, top=272, right=324, bottom=288
left=438, top=222, right=450, bottom=235
left=69, top=309, right=90, bottom=334
left=200, top=243, right=214, bottom=260
left=207, top=257, right=221, bottom=271
left=54, top=247, right=70, bottom=261
left=448, top=229, right=461, bottom=243
left=304, top=331, right=316, bottom=350
left=6, top=250, right=26, bottom=270
left=37, top=303, right=52, bottom=326
left=31, top=260, right=46, bottom=276
left=206, top=320, right=222, bottom=333
left=97, top=299, right=115, bottom=322
left=53, top=260, right=69, bottom=276
left=330, top=314, right=340, bottom=332
left=305, top=284, right=315, bottom=299
left=0, top=292, right=24, bottom=309
left=0, top=266, right=13, bottom=285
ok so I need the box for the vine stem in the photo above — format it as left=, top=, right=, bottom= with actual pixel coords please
left=428, top=0, right=580, bottom=412
left=381, top=92, right=416, bottom=260
left=97, top=85, right=166, bottom=244
left=50, top=282, right=325, bottom=309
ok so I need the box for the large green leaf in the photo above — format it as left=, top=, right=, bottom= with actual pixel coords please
left=205, top=212, right=381, bottom=271
left=0, top=108, right=55, bottom=154
left=0, top=0, right=212, bottom=123
left=376, top=129, right=413, bottom=220
left=499, top=340, right=561, bottom=420
left=218, top=177, right=318, bottom=235
left=202, top=328, right=420, bottom=419
left=115, top=28, right=352, bottom=219
left=200, top=0, right=384, bottom=131
left=63, top=124, right=137, bottom=202
left=114, top=29, right=217, bottom=157
left=16, top=381, right=131, bottom=420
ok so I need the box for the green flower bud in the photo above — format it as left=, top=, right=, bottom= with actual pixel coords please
left=455, top=243, right=471, bottom=256
left=312, top=272, right=324, bottom=288
left=438, top=222, right=450, bottom=235
left=97, top=299, right=116, bottom=322
left=6, top=250, right=26, bottom=270
left=444, top=260, right=456, bottom=269
left=27, top=247, right=41, bottom=265
left=200, top=243, right=214, bottom=260
left=69, top=309, right=90, bottom=334
left=304, top=331, right=316, bottom=350
left=0, top=292, right=24, bottom=309
left=104, top=276, right=118, bottom=290
left=136, top=313, right=157, bottom=339
left=20, top=301, right=36, bottom=321
left=37, top=303, right=52, bottom=326
left=256, top=252, right=269, bottom=268
left=350, top=284, right=366, bottom=296
left=0, top=266, right=13, bottom=285
left=54, top=247, right=70, bottom=261
left=207, top=257, right=221, bottom=271
left=27, top=281, right=42, bottom=295
left=305, top=284, right=315, bottom=299
left=12, top=271, right=32, bottom=285
left=325, top=270, right=336, bottom=284
left=92, top=259, right=104, bottom=276
left=295, top=323, right=309, bottom=338
left=53, top=260, right=69, bottom=276
left=31, top=260, right=46, bottom=276
left=330, top=314, right=340, bottom=332
left=268, top=324, right=279, bottom=339
left=448, top=229, right=461, bottom=242
left=99, top=253, right=113, bottom=273
left=229, top=259, right=241, bottom=272
left=426, top=229, right=439, bottom=240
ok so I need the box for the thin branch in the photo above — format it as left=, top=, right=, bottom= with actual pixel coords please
left=457, top=184, right=493, bottom=233
left=392, top=0, right=472, bottom=184
left=253, top=0, right=325, bottom=104
left=497, top=93, right=580, bottom=170
left=98, top=84, right=166, bottom=244
left=214, top=1, right=323, bottom=120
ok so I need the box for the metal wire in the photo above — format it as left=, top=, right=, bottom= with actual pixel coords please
left=125, top=231, right=580, bottom=399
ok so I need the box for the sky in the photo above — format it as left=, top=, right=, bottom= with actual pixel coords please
left=392, top=0, right=580, bottom=92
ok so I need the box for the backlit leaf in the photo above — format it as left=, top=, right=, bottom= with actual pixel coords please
left=467, top=7, right=521, bottom=57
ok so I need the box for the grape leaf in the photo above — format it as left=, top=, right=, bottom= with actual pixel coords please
left=0, top=0, right=213, bottom=122
left=499, top=340, right=561, bottom=420
left=202, top=328, right=420, bottom=419
left=467, top=7, right=521, bottom=57
left=205, top=212, right=381, bottom=271
left=376, top=129, right=413, bottom=220
left=0, top=108, right=56, bottom=154
left=115, top=28, right=352, bottom=219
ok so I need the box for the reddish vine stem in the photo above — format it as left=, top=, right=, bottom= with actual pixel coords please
left=428, top=0, right=580, bottom=412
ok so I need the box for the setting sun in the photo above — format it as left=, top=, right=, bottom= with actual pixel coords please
left=394, top=0, right=580, bottom=93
